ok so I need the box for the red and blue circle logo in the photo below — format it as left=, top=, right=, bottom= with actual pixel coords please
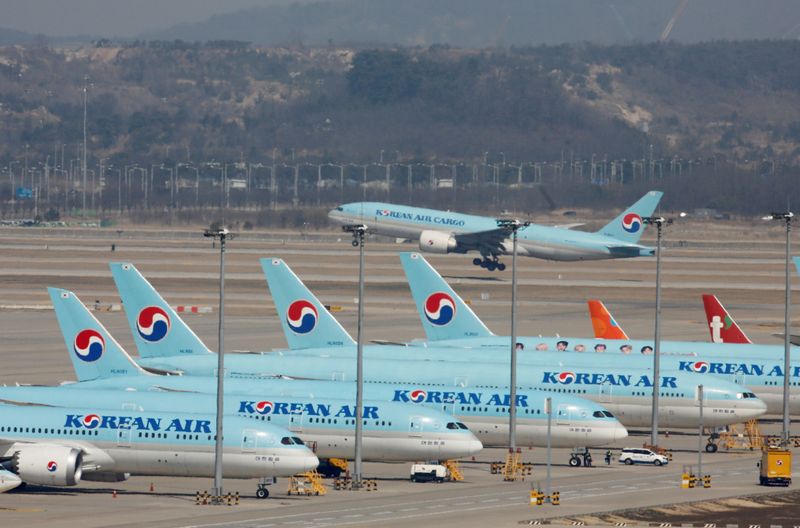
left=82, top=414, right=101, bottom=429
left=424, top=292, right=456, bottom=326
left=557, top=372, right=576, bottom=384
left=286, top=300, right=318, bottom=334
left=622, top=213, right=642, bottom=233
left=691, top=361, right=710, bottom=373
left=255, top=401, right=274, bottom=415
left=378, top=210, right=391, bottom=217
left=47, top=461, right=58, bottom=472
left=73, top=329, right=105, bottom=362
left=137, top=306, right=171, bottom=342
left=409, top=389, right=427, bottom=403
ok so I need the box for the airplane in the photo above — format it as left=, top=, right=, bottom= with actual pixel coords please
left=44, top=287, right=483, bottom=468
left=588, top=296, right=752, bottom=344
left=0, top=468, right=22, bottom=493
left=0, top=403, right=318, bottom=497
left=397, top=251, right=800, bottom=361
left=587, top=300, right=629, bottom=340
left=107, top=263, right=765, bottom=429
left=702, top=295, right=752, bottom=344
left=327, top=191, right=663, bottom=270
left=49, top=284, right=626, bottom=452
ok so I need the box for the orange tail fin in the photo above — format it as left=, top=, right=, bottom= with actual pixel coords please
left=587, top=300, right=629, bottom=340
left=701, top=294, right=752, bottom=344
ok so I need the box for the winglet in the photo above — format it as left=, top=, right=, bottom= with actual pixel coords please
left=109, top=262, right=213, bottom=358
left=260, top=258, right=356, bottom=349
left=587, top=300, right=629, bottom=340
left=399, top=252, right=494, bottom=341
left=597, top=191, right=663, bottom=244
left=701, top=294, right=752, bottom=344
left=48, top=287, right=150, bottom=381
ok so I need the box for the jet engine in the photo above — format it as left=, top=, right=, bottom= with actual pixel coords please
left=12, top=444, right=83, bottom=486
left=419, top=230, right=457, bottom=254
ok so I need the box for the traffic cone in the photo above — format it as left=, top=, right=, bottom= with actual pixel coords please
left=112, top=490, right=117, bottom=498
left=149, top=482, right=155, bottom=492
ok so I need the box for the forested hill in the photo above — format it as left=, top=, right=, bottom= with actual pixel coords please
left=3, top=40, right=800, bottom=166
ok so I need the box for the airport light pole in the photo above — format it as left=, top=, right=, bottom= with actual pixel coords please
left=697, top=384, right=704, bottom=480
left=545, top=396, right=552, bottom=503
left=343, top=223, right=367, bottom=487
left=497, top=218, right=530, bottom=449
left=204, top=227, right=231, bottom=502
left=642, top=216, right=671, bottom=447
left=764, top=211, right=793, bottom=445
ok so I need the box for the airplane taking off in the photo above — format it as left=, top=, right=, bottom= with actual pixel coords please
left=328, top=191, right=663, bottom=270
left=400, top=252, right=800, bottom=360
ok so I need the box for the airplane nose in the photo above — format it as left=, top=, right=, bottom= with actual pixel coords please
left=468, top=439, right=484, bottom=455
left=613, top=422, right=629, bottom=442
left=741, top=399, right=768, bottom=421
left=304, top=454, right=320, bottom=473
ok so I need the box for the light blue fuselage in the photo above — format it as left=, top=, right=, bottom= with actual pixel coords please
left=329, top=202, right=654, bottom=260
left=0, top=386, right=481, bottom=461
left=50, top=377, right=626, bottom=447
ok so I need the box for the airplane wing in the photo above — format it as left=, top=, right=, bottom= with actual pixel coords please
left=450, top=228, right=511, bottom=256
left=553, top=223, right=585, bottom=229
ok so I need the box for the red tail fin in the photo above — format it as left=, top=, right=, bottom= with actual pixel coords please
left=701, top=294, right=752, bottom=344
left=587, top=300, right=629, bottom=340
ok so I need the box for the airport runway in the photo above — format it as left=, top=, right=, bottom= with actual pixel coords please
left=0, top=222, right=797, bottom=527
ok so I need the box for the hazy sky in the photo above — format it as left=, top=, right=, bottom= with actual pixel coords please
left=0, top=0, right=303, bottom=37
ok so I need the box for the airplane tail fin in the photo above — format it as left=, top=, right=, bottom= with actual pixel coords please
left=260, top=258, right=356, bottom=349
left=109, top=262, right=213, bottom=358
left=587, top=300, right=629, bottom=340
left=701, top=294, right=752, bottom=344
left=399, top=252, right=494, bottom=341
left=596, top=191, right=664, bottom=244
left=48, top=287, right=149, bottom=382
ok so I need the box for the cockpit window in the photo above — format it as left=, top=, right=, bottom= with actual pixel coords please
left=292, top=436, right=305, bottom=445
left=457, top=422, right=469, bottom=430
left=281, top=436, right=293, bottom=445
left=446, top=422, right=459, bottom=430
left=603, top=411, right=614, bottom=418
left=593, top=411, right=605, bottom=418
left=336, top=206, right=343, bottom=211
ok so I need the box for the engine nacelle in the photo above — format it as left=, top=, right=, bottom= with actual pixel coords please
left=13, top=444, right=83, bottom=487
left=419, top=230, right=457, bottom=254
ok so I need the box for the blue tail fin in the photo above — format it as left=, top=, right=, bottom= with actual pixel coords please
left=399, top=252, right=494, bottom=341
left=596, top=191, right=664, bottom=243
left=109, top=262, right=213, bottom=358
left=48, top=287, right=149, bottom=381
left=260, top=258, right=356, bottom=349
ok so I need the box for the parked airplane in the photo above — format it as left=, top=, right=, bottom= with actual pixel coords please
left=49, top=284, right=625, bottom=451
left=0, top=403, right=318, bottom=496
left=0, top=468, right=21, bottom=493
left=327, top=191, right=663, bottom=270
left=398, top=252, right=799, bottom=360
left=106, top=264, right=765, bottom=429
left=46, top=287, right=483, bottom=465
left=588, top=296, right=752, bottom=344
left=587, top=300, right=629, bottom=340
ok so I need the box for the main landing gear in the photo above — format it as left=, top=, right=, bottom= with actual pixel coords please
left=472, top=257, right=506, bottom=272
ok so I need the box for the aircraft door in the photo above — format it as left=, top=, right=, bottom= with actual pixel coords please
left=289, top=411, right=305, bottom=433
left=599, top=382, right=612, bottom=403
left=408, top=416, right=423, bottom=437
left=117, top=426, right=132, bottom=447
left=241, top=429, right=257, bottom=453
left=733, top=372, right=746, bottom=386
left=555, top=404, right=570, bottom=425
left=442, top=394, right=456, bottom=415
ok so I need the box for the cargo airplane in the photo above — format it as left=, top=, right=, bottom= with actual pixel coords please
left=328, top=191, right=662, bottom=270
